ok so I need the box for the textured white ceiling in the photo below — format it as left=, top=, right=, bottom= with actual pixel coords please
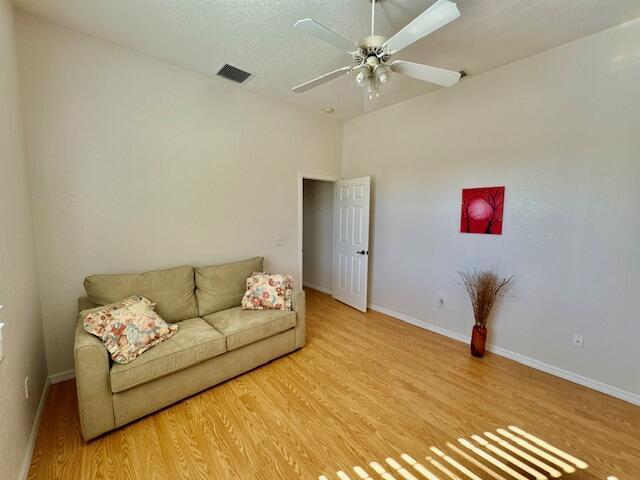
left=12, top=0, right=640, bottom=121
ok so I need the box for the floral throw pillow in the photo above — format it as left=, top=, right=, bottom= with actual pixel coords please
left=241, top=273, right=293, bottom=310
left=83, top=295, right=178, bottom=364
left=249, top=271, right=294, bottom=301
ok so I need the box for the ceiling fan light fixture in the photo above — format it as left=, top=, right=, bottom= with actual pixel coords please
left=374, top=64, right=390, bottom=84
left=353, top=66, right=370, bottom=87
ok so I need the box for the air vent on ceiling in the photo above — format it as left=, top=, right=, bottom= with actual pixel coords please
left=216, top=64, right=254, bottom=84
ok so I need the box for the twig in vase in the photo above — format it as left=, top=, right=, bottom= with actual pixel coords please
left=458, top=269, right=514, bottom=328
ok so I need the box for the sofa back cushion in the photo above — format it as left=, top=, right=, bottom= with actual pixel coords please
left=84, top=265, right=197, bottom=322
left=195, top=257, right=263, bottom=316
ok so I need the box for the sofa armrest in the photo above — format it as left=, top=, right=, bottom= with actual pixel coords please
left=292, top=290, right=306, bottom=349
left=74, top=311, right=115, bottom=441
left=78, top=295, right=99, bottom=312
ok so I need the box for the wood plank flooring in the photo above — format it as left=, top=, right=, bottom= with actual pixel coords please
left=28, top=288, right=639, bottom=479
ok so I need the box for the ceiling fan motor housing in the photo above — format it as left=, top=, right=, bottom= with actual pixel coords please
left=353, top=35, right=390, bottom=66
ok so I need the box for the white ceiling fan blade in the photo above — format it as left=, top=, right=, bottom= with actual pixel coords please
left=391, top=61, right=460, bottom=87
left=383, top=0, right=460, bottom=54
left=293, top=66, right=352, bottom=93
left=293, top=18, right=357, bottom=53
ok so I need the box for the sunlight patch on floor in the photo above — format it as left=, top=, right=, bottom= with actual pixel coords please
left=318, top=426, right=601, bottom=480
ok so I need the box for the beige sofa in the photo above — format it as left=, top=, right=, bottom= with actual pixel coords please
left=74, top=257, right=305, bottom=441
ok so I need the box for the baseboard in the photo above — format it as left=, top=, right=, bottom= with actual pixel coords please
left=487, top=344, right=640, bottom=406
left=303, top=282, right=332, bottom=295
left=370, top=304, right=470, bottom=344
left=18, top=377, right=50, bottom=480
left=48, top=368, right=75, bottom=384
left=19, top=369, right=76, bottom=478
left=368, top=303, right=640, bottom=406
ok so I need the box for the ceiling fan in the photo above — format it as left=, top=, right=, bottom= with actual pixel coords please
left=292, top=0, right=461, bottom=103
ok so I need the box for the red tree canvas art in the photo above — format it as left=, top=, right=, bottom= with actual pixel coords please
left=460, top=186, right=505, bottom=235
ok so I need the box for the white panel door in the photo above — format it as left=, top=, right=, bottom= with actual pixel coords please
left=332, top=176, right=370, bottom=312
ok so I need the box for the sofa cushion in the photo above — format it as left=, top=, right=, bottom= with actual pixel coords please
left=84, top=265, right=197, bottom=323
left=110, top=317, right=226, bottom=393
left=204, top=306, right=296, bottom=351
left=195, top=257, right=263, bottom=316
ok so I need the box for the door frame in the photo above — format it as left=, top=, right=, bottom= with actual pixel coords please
left=297, top=172, right=338, bottom=292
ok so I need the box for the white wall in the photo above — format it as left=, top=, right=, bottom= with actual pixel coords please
left=16, top=13, right=342, bottom=375
left=343, top=19, right=640, bottom=398
left=303, top=179, right=334, bottom=292
left=0, top=2, right=47, bottom=478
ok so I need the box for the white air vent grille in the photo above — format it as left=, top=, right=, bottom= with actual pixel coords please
left=216, top=64, right=253, bottom=84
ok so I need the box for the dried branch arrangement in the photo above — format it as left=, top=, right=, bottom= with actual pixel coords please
left=458, top=269, right=514, bottom=328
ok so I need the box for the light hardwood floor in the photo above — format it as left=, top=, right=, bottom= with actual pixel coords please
left=28, top=288, right=639, bottom=480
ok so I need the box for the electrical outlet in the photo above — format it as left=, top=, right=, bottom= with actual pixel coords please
left=275, top=237, right=284, bottom=247
left=25, top=376, right=30, bottom=399
left=439, top=294, right=446, bottom=309
left=572, top=334, right=584, bottom=348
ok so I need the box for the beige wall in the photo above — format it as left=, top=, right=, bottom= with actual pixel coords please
left=0, top=2, right=47, bottom=478
left=16, top=13, right=342, bottom=375
left=343, top=19, right=640, bottom=398
left=303, top=179, right=334, bottom=291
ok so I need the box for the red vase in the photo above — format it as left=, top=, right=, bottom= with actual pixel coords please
left=471, top=325, right=487, bottom=357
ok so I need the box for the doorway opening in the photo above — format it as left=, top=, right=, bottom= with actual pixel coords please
left=300, top=177, right=335, bottom=295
